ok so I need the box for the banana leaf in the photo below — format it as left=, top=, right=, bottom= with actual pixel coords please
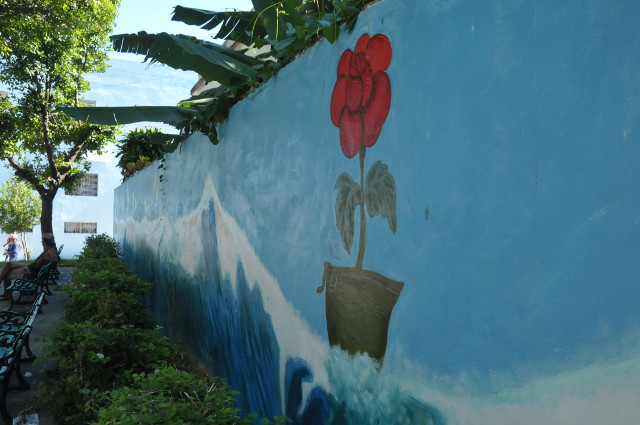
left=251, top=0, right=304, bottom=41
left=171, top=6, right=266, bottom=46
left=178, top=85, right=231, bottom=107
left=110, top=32, right=263, bottom=89
left=58, top=105, right=203, bottom=126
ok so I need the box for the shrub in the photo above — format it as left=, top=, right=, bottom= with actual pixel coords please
left=72, top=260, right=152, bottom=295
left=78, top=233, right=121, bottom=260
left=50, top=323, right=178, bottom=386
left=41, top=232, right=288, bottom=425
left=41, top=322, right=179, bottom=424
left=66, top=251, right=153, bottom=328
left=64, top=287, right=156, bottom=329
left=92, top=366, right=255, bottom=425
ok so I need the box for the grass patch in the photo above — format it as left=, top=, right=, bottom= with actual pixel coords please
left=57, top=258, right=80, bottom=267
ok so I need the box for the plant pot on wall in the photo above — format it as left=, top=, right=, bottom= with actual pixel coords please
left=319, top=33, right=402, bottom=366
left=319, top=261, right=403, bottom=363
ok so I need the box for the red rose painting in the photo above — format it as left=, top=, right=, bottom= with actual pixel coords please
left=330, top=34, right=392, bottom=159
left=327, top=33, right=396, bottom=267
left=320, top=34, right=402, bottom=365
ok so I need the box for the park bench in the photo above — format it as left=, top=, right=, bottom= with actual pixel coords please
left=21, top=244, right=63, bottom=289
left=0, top=293, right=46, bottom=424
left=48, top=244, right=64, bottom=287
left=0, top=327, right=31, bottom=425
left=5, top=262, right=55, bottom=311
left=0, top=292, right=46, bottom=362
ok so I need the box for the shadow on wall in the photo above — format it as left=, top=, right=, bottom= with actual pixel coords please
left=121, top=200, right=444, bottom=425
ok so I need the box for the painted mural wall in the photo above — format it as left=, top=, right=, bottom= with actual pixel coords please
left=114, top=0, right=640, bottom=424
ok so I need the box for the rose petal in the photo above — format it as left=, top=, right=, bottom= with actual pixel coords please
left=340, top=110, right=364, bottom=158
left=362, top=72, right=391, bottom=147
left=365, top=34, right=392, bottom=73
left=346, top=77, right=363, bottom=111
left=330, top=76, right=348, bottom=127
left=354, top=34, right=370, bottom=53
left=349, top=52, right=367, bottom=78
left=337, top=49, right=352, bottom=77
left=361, top=64, right=373, bottom=107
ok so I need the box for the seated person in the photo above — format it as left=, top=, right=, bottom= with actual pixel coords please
left=0, top=234, right=59, bottom=299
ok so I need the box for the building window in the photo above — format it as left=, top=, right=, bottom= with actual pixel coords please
left=64, top=222, right=97, bottom=233
left=70, top=173, right=98, bottom=196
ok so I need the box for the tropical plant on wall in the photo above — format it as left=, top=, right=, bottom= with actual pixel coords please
left=115, top=128, right=177, bottom=181
left=61, top=0, right=379, bottom=145
left=316, top=33, right=402, bottom=365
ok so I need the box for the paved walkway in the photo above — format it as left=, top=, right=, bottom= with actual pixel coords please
left=3, top=267, right=72, bottom=425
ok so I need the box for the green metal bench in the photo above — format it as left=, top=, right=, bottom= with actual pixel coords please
left=52, top=244, right=63, bottom=275
left=0, top=327, right=31, bottom=425
left=21, top=245, right=62, bottom=291
left=46, top=244, right=64, bottom=287
left=0, top=292, right=46, bottom=362
left=5, top=262, right=55, bottom=310
left=0, top=292, right=46, bottom=424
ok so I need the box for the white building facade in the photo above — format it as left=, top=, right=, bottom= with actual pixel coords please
left=0, top=155, right=122, bottom=259
left=1, top=57, right=201, bottom=258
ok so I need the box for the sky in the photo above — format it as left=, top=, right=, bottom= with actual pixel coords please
left=112, top=0, right=254, bottom=39
left=87, top=0, right=255, bottom=140
left=92, top=0, right=256, bottom=101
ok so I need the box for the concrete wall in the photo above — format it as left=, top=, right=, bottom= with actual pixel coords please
left=114, top=0, right=640, bottom=423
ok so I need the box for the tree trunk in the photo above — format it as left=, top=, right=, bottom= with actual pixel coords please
left=40, top=189, right=57, bottom=249
left=20, top=232, right=29, bottom=260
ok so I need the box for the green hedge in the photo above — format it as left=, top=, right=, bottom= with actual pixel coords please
left=92, top=366, right=258, bottom=425
left=40, top=234, right=289, bottom=425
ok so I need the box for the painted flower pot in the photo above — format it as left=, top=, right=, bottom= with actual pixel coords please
left=320, top=261, right=403, bottom=364
left=322, top=33, right=402, bottom=366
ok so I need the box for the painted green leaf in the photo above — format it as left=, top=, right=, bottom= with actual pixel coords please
left=334, top=172, right=361, bottom=254
left=365, top=160, right=397, bottom=233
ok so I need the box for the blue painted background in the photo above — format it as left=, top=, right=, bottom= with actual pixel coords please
left=114, top=0, right=640, bottom=423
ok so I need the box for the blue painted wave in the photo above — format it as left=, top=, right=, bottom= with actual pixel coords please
left=119, top=184, right=640, bottom=425
left=122, top=198, right=445, bottom=424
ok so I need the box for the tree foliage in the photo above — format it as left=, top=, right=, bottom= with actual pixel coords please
left=0, top=0, right=120, bottom=240
left=0, top=177, right=41, bottom=234
left=0, top=177, right=42, bottom=259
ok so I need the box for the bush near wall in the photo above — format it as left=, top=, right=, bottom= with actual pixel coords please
left=40, top=234, right=289, bottom=425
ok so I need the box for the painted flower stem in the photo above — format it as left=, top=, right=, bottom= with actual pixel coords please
left=356, top=146, right=367, bottom=269
left=330, top=33, right=394, bottom=269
